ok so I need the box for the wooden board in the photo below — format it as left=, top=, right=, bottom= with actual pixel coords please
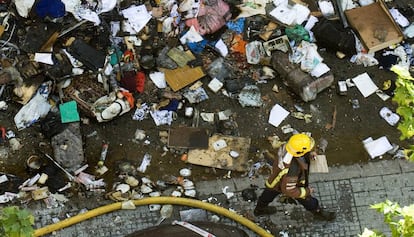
left=187, top=134, right=251, bottom=172
left=168, top=127, right=209, bottom=149
left=163, top=65, right=205, bottom=92
left=309, top=155, right=329, bottom=173
left=344, top=1, right=403, bottom=53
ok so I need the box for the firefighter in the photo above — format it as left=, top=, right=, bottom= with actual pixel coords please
left=254, top=133, right=336, bottom=221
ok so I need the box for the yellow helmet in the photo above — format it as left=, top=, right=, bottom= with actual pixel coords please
left=286, top=134, right=315, bottom=157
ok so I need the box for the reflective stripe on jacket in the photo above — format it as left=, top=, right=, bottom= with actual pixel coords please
left=265, top=147, right=311, bottom=199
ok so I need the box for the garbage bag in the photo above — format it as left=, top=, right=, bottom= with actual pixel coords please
left=312, top=18, right=356, bottom=56
left=14, top=83, right=52, bottom=130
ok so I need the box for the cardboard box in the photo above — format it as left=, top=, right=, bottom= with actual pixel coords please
left=344, top=0, right=403, bottom=53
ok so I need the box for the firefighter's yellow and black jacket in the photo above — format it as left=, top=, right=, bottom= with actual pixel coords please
left=265, top=145, right=311, bottom=199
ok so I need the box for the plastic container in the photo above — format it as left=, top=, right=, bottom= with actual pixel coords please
left=379, top=107, right=400, bottom=126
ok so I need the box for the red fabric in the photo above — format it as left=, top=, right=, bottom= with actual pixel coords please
left=136, top=71, right=145, bottom=93
left=120, top=71, right=145, bottom=93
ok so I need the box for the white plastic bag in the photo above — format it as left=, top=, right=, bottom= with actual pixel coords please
left=14, top=84, right=51, bottom=130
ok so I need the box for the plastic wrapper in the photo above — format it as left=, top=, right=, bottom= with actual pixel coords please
left=14, top=83, right=52, bottom=130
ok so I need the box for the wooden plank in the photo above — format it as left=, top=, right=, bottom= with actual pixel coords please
left=187, top=134, right=251, bottom=172
left=168, top=127, right=209, bottom=149
left=310, top=155, right=329, bottom=173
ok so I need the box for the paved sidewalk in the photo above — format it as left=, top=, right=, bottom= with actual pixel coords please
left=29, top=159, right=414, bottom=237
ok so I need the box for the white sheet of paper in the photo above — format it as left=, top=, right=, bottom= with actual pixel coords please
left=352, top=72, right=379, bottom=98
left=310, top=62, right=330, bottom=77
left=149, top=72, right=167, bottom=89
left=215, top=39, right=228, bottom=57
left=121, top=5, right=152, bottom=33
left=269, top=4, right=310, bottom=26
left=200, top=112, right=215, bottom=122
left=363, top=136, right=393, bottom=159
left=34, top=53, right=54, bottom=65
left=180, top=26, right=203, bottom=44
left=268, top=104, right=290, bottom=127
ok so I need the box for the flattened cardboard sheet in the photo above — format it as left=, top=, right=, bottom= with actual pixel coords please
left=187, top=134, right=251, bottom=171
left=310, top=155, right=329, bottom=173
left=163, top=66, right=205, bottom=92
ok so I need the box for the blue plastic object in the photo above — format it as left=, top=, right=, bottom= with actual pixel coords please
left=35, top=0, right=66, bottom=19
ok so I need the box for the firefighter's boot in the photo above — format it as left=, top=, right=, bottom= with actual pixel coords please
left=254, top=206, right=277, bottom=216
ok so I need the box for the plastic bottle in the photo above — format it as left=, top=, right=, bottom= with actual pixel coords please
left=317, top=138, right=328, bottom=154
left=97, top=143, right=109, bottom=167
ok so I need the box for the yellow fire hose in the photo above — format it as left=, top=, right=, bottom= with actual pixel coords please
left=34, top=196, right=273, bottom=237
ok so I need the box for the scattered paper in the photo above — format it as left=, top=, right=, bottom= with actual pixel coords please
left=213, top=139, right=227, bottom=151
left=268, top=104, right=290, bottom=127
left=137, top=153, right=152, bottom=173
left=200, top=112, right=215, bottom=122
left=218, top=109, right=232, bottom=120
left=121, top=5, right=152, bottom=33
left=150, top=110, right=173, bottom=126
left=149, top=72, right=167, bottom=89
left=214, top=39, right=228, bottom=57
left=180, top=26, right=203, bottom=44
left=310, top=62, right=330, bottom=77
left=0, top=175, right=8, bottom=184
left=363, top=136, right=393, bottom=159
left=34, top=53, right=54, bottom=65
left=269, top=4, right=310, bottom=26
left=318, top=0, right=335, bottom=17
left=352, top=72, right=378, bottom=97
left=75, top=8, right=101, bottom=25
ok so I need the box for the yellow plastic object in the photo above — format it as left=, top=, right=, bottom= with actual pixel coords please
left=34, top=196, right=273, bottom=237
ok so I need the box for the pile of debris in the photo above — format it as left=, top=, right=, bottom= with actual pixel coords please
left=0, top=0, right=412, bottom=209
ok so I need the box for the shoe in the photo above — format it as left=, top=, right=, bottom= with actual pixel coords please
left=254, top=206, right=277, bottom=216
left=312, top=209, right=336, bottom=221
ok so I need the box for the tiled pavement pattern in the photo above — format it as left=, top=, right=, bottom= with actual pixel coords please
left=29, top=159, right=414, bottom=236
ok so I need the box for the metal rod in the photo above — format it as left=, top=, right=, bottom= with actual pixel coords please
left=43, top=153, right=75, bottom=181
left=58, top=19, right=89, bottom=38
